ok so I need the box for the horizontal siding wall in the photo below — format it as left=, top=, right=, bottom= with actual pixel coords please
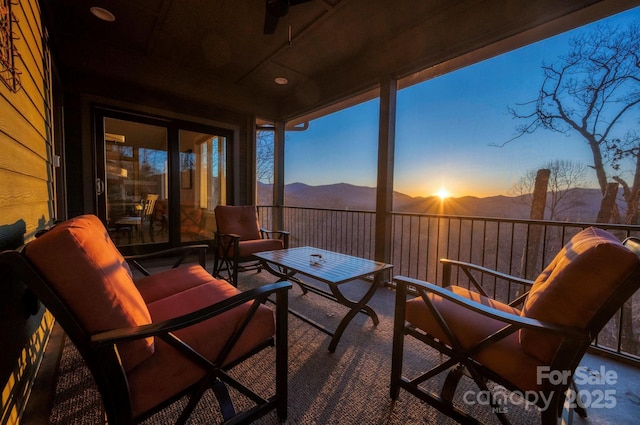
left=0, top=0, right=53, bottom=238
left=0, top=1, right=55, bottom=424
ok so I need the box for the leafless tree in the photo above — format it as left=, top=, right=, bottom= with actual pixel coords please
left=510, top=160, right=588, bottom=220
left=506, top=23, right=640, bottom=224
left=256, top=130, right=275, bottom=184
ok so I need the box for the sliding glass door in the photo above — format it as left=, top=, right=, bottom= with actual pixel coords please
left=95, top=109, right=231, bottom=251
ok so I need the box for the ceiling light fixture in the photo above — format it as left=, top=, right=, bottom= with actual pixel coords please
left=275, top=77, right=288, bottom=85
left=90, top=6, right=115, bottom=22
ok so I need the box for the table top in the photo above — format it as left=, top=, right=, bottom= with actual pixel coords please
left=254, top=246, right=393, bottom=285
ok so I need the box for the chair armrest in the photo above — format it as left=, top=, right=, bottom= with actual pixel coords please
left=440, top=258, right=534, bottom=306
left=125, top=245, right=208, bottom=276
left=394, top=275, right=587, bottom=342
left=91, top=281, right=293, bottom=345
left=215, top=231, right=241, bottom=241
left=214, top=232, right=241, bottom=256
left=260, top=229, right=289, bottom=248
left=260, top=228, right=289, bottom=236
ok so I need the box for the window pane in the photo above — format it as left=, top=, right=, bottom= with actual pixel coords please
left=105, top=118, right=168, bottom=246
left=179, top=130, right=226, bottom=241
left=257, top=128, right=274, bottom=206
left=284, top=99, right=379, bottom=209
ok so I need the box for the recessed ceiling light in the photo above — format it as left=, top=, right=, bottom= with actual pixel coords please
left=90, top=7, right=115, bottom=22
left=275, top=77, right=288, bottom=85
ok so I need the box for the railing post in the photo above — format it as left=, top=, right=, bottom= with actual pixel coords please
left=375, top=77, right=396, bottom=276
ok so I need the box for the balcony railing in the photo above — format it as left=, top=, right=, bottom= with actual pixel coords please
left=258, top=205, right=640, bottom=365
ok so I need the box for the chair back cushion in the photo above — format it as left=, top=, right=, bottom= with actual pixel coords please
left=215, top=205, right=261, bottom=240
left=25, top=214, right=154, bottom=371
left=520, top=227, right=639, bottom=363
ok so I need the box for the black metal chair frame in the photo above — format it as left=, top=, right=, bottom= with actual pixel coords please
left=1, top=244, right=292, bottom=425
left=213, top=227, right=289, bottom=287
left=390, top=238, right=640, bottom=425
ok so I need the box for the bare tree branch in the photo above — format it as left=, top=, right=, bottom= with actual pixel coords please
left=505, top=22, right=640, bottom=223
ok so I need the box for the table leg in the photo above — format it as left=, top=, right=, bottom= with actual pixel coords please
left=327, top=273, right=382, bottom=353
left=260, top=260, right=309, bottom=294
left=259, top=258, right=384, bottom=353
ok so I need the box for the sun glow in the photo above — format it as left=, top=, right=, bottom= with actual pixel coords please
left=436, top=188, right=450, bottom=200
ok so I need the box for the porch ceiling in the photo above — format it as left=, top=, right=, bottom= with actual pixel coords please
left=42, top=0, right=637, bottom=122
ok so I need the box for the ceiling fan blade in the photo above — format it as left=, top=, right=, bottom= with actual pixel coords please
left=264, top=0, right=287, bottom=34
left=263, top=0, right=312, bottom=35
left=264, top=12, right=280, bottom=34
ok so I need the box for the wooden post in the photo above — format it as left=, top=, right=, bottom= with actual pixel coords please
left=375, top=77, right=396, bottom=275
left=521, top=169, right=549, bottom=280
left=273, top=121, right=285, bottom=231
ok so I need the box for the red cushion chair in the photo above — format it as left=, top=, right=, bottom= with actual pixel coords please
left=1, top=214, right=291, bottom=424
left=390, top=227, right=640, bottom=425
left=213, top=205, right=289, bottom=286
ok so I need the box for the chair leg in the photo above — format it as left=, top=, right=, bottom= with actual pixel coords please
left=390, top=280, right=407, bottom=400
left=571, top=380, right=588, bottom=418
left=540, top=403, right=561, bottom=425
left=441, top=364, right=465, bottom=403
left=232, top=257, right=239, bottom=287
left=212, top=250, right=220, bottom=277
left=275, top=286, right=289, bottom=420
left=212, top=379, right=237, bottom=421
left=148, top=219, right=155, bottom=242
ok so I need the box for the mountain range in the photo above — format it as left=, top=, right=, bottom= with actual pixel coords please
left=258, top=182, right=607, bottom=222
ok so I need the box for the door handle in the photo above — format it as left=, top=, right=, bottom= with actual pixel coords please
left=96, top=178, right=105, bottom=195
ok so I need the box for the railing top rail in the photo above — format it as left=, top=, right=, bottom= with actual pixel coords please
left=272, top=205, right=640, bottom=232
left=278, top=205, right=375, bottom=214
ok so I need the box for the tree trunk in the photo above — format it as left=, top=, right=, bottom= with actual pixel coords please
left=596, top=182, right=619, bottom=223
left=585, top=135, right=608, bottom=195
left=521, top=169, right=549, bottom=281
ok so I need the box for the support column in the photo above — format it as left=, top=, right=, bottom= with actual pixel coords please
left=244, top=113, right=257, bottom=205
left=273, top=121, right=286, bottom=231
left=375, top=78, right=397, bottom=267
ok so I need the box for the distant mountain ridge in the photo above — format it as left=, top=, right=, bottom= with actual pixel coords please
left=258, top=182, right=606, bottom=221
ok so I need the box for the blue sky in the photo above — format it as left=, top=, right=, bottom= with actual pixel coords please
left=284, top=7, right=640, bottom=198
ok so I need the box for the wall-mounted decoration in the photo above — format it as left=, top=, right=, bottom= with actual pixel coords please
left=0, top=0, right=22, bottom=92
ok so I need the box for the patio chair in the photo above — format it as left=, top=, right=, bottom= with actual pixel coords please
left=390, top=227, right=640, bottom=425
left=213, top=205, right=289, bottom=287
left=112, top=194, right=159, bottom=243
left=0, top=214, right=291, bottom=424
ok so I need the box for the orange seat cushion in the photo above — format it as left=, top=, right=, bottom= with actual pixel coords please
left=520, top=227, right=639, bottom=363
left=127, top=271, right=275, bottom=417
left=406, top=286, right=543, bottom=391
left=215, top=205, right=261, bottom=240
left=135, top=264, right=214, bottom=303
left=236, top=238, right=284, bottom=257
left=25, top=214, right=154, bottom=372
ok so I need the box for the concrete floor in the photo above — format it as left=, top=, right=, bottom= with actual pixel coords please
left=568, top=353, right=640, bottom=424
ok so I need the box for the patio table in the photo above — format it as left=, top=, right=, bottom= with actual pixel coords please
left=254, top=246, right=393, bottom=352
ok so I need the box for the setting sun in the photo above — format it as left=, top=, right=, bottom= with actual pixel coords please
left=436, top=188, right=451, bottom=200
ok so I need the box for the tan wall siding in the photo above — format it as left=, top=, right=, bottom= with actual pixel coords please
left=0, top=0, right=53, bottom=238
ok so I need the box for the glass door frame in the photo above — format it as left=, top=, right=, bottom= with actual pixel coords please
left=93, top=106, right=234, bottom=253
